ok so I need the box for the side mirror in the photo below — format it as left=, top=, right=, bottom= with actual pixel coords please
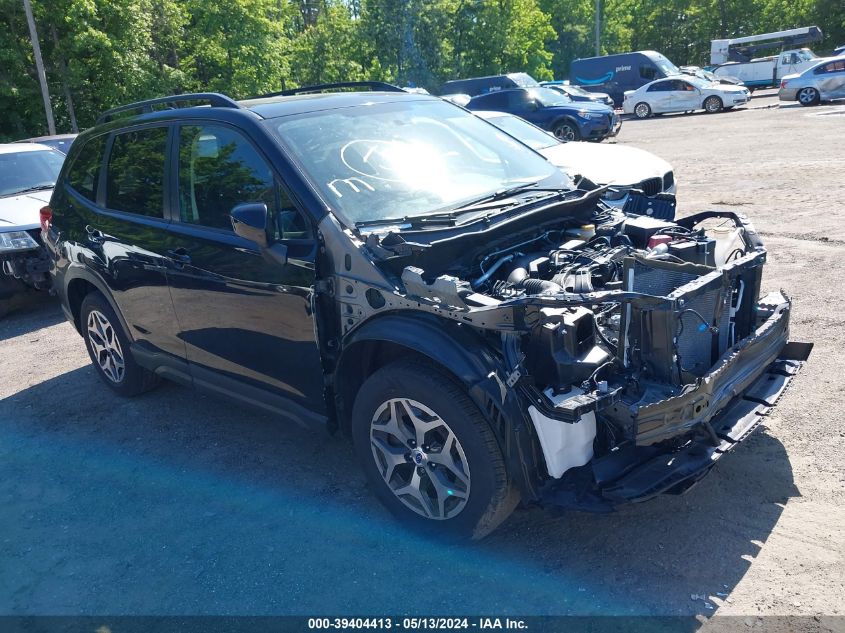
left=231, top=202, right=269, bottom=248
left=526, top=100, right=539, bottom=111
left=230, top=202, right=288, bottom=267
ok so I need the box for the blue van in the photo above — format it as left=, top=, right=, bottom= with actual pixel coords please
left=439, top=73, right=539, bottom=97
left=570, top=51, right=681, bottom=107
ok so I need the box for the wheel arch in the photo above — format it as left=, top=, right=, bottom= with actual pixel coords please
left=550, top=115, right=581, bottom=135
left=332, top=312, right=545, bottom=499
left=64, top=267, right=130, bottom=337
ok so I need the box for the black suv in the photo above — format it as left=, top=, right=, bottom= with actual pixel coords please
left=46, top=86, right=810, bottom=539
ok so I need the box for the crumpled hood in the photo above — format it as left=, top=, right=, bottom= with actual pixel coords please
left=539, top=142, right=671, bottom=187
left=0, top=190, right=51, bottom=231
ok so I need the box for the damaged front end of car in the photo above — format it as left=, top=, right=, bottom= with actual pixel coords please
left=324, top=189, right=811, bottom=511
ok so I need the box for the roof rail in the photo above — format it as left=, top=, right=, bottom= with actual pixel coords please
left=96, top=93, right=241, bottom=125
left=257, top=81, right=406, bottom=99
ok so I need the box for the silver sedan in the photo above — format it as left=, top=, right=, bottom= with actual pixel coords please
left=779, top=57, right=845, bottom=106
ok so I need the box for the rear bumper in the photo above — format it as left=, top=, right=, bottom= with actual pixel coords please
left=540, top=291, right=811, bottom=509
left=778, top=87, right=799, bottom=101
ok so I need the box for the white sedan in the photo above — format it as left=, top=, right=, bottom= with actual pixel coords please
left=622, top=76, right=751, bottom=118
left=0, top=143, right=64, bottom=316
left=474, top=111, right=675, bottom=209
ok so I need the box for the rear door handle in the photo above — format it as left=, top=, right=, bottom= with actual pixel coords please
left=166, top=248, right=192, bottom=265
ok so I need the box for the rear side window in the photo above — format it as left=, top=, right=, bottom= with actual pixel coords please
left=105, top=127, right=168, bottom=217
left=66, top=135, right=106, bottom=202
left=647, top=81, right=669, bottom=92
left=177, top=124, right=275, bottom=231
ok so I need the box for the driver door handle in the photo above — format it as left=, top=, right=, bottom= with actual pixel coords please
left=166, top=248, right=192, bottom=265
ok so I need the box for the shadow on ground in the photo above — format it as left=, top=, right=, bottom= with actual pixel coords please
left=0, top=304, right=799, bottom=617
left=0, top=293, right=63, bottom=342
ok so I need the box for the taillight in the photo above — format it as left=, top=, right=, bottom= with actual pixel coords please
left=780, top=79, right=788, bottom=89
left=40, top=205, right=52, bottom=233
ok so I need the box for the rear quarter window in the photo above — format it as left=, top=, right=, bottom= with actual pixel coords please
left=65, top=135, right=107, bottom=202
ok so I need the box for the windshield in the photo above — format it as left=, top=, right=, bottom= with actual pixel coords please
left=654, top=56, right=681, bottom=76
left=686, top=76, right=712, bottom=88
left=269, top=99, right=566, bottom=225
left=0, top=149, right=64, bottom=197
left=530, top=88, right=571, bottom=107
left=798, top=49, right=817, bottom=62
left=564, top=85, right=590, bottom=97
left=484, top=114, right=557, bottom=151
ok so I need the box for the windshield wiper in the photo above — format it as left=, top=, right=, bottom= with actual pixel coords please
left=354, top=184, right=572, bottom=232
left=6, top=183, right=55, bottom=196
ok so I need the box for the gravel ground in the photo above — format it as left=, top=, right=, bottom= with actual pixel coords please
left=1, top=91, right=843, bottom=619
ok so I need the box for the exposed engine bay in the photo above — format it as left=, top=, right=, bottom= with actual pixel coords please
left=338, top=191, right=811, bottom=504
left=364, top=200, right=800, bottom=488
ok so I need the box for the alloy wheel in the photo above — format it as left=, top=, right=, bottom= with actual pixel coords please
left=798, top=88, right=818, bottom=105
left=634, top=103, right=650, bottom=119
left=86, top=309, right=125, bottom=383
left=369, top=398, right=471, bottom=520
left=554, top=124, right=577, bottom=142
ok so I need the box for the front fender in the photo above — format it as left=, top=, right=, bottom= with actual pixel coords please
left=336, top=312, right=546, bottom=499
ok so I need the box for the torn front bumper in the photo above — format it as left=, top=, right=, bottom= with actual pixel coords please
left=541, top=291, right=811, bottom=509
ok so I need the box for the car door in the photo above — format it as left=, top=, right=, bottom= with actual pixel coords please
left=645, top=80, right=672, bottom=112
left=76, top=125, right=186, bottom=361
left=816, top=60, right=845, bottom=99
left=163, top=121, right=326, bottom=418
left=675, top=80, right=704, bottom=110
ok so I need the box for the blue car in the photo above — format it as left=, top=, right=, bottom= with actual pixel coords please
left=466, top=87, right=620, bottom=142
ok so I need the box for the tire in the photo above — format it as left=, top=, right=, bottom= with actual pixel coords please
left=552, top=120, right=580, bottom=142
left=80, top=291, right=159, bottom=396
left=634, top=102, right=651, bottom=119
left=797, top=87, right=820, bottom=106
left=704, top=95, right=723, bottom=113
left=351, top=359, right=520, bottom=540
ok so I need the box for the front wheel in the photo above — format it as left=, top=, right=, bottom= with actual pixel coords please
left=704, top=96, right=723, bottom=113
left=797, top=87, right=820, bottom=106
left=634, top=102, right=652, bottom=119
left=552, top=120, right=580, bottom=142
left=352, top=360, right=519, bottom=540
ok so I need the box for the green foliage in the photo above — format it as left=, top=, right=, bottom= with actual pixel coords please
left=1, top=0, right=844, bottom=140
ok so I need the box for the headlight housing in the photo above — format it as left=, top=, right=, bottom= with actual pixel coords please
left=0, top=230, right=39, bottom=253
left=578, top=111, right=598, bottom=120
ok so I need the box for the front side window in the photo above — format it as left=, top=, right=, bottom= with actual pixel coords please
left=105, top=127, right=168, bottom=217
left=269, top=99, right=566, bottom=225
left=178, top=124, right=275, bottom=231
left=0, top=149, right=64, bottom=198
left=66, top=135, right=106, bottom=202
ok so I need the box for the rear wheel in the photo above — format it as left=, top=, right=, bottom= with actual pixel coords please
left=704, top=95, right=723, bottom=113
left=552, top=120, right=580, bottom=142
left=797, top=87, right=820, bottom=106
left=81, top=292, right=159, bottom=396
left=634, top=102, right=651, bottom=119
left=352, top=360, right=519, bottom=540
